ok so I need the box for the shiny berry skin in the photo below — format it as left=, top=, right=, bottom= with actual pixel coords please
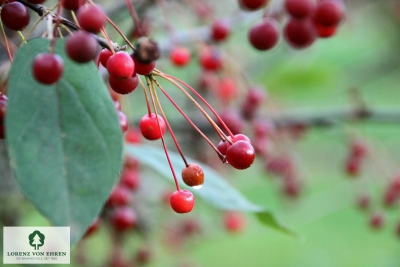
left=99, top=49, right=113, bottom=67
left=284, top=18, right=316, bottom=49
left=61, top=0, right=85, bottom=10
left=313, top=21, right=337, bottom=38
left=224, top=212, right=246, bottom=233
left=170, top=190, right=195, bottom=213
left=120, top=169, right=140, bottom=190
left=182, top=163, right=204, bottom=187
left=132, top=56, right=156, bottom=75
left=32, top=53, right=64, bottom=85
left=248, top=19, right=279, bottom=51
left=77, top=5, right=105, bottom=33
left=111, top=207, right=137, bottom=231
left=211, top=20, right=231, bottom=42
left=66, top=31, right=98, bottom=63
left=284, top=0, right=316, bottom=19
left=239, top=0, right=268, bottom=11
left=170, top=46, right=191, bottom=67
left=109, top=74, right=138, bottom=95
left=314, top=0, right=345, bottom=27
left=218, top=134, right=251, bottom=156
left=107, top=185, right=132, bottom=207
left=107, top=52, right=135, bottom=79
left=1, top=2, right=30, bottom=31
left=226, top=140, right=255, bottom=170
left=199, top=47, right=223, bottom=71
left=139, top=113, right=166, bottom=140
left=118, top=111, right=128, bottom=134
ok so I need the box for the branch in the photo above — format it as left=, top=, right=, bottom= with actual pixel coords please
left=15, top=0, right=123, bottom=51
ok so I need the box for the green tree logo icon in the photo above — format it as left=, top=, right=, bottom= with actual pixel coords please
left=29, top=230, right=45, bottom=250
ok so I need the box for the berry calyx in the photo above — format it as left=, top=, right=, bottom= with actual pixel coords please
left=109, top=74, right=139, bottom=95
left=66, top=31, right=98, bottom=63
left=182, top=163, right=204, bottom=187
left=284, top=0, right=316, bottom=19
left=77, top=5, right=106, bottom=33
left=1, top=2, right=30, bottom=31
left=32, top=53, right=64, bottom=85
left=248, top=18, right=280, bottom=51
left=107, top=52, right=135, bottom=79
left=226, top=140, right=255, bottom=170
left=170, top=190, right=195, bottom=213
left=211, top=20, right=231, bottom=42
left=139, top=113, right=166, bottom=140
left=111, top=207, right=137, bottom=231
left=170, top=46, right=191, bottom=67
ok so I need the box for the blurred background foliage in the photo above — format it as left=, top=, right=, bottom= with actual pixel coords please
left=2, top=0, right=400, bottom=266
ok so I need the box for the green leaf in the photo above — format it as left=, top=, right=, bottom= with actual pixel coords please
left=7, top=38, right=123, bottom=245
left=125, top=144, right=297, bottom=237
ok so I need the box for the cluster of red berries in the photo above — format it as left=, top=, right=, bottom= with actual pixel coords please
left=246, top=0, right=346, bottom=50
left=0, top=94, right=7, bottom=139
left=345, top=139, right=368, bottom=177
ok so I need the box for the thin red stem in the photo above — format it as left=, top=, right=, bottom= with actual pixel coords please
left=104, top=15, right=135, bottom=51
left=150, top=78, right=189, bottom=167
left=141, top=77, right=155, bottom=116
left=146, top=76, right=180, bottom=191
left=123, top=0, right=145, bottom=37
left=49, top=1, right=62, bottom=53
left=152, top=77, right=224, bottom=158
left=0, top=22, right=12, bottom=63
left=163, top=74, right=234, bottom=138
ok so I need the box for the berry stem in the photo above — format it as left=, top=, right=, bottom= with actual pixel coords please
left=152, top=77, right=225, bottom=158
left=0, top=21, right=13, bottom=63
left=154, top=72, right=231, bottom=143
left=123, top=0, right=145, bottom=37
left=145, top=76, right=181, bottom=191
left=150, top=77, right=189, bottom=167
left=70, top=10, right=79, bottom=26
left=138, top=76, right=154, bottom=116
left=162, top=73, right=234, bottom=139
left=48, top=1, right=63, bottom=53
left=100, top=28, right=115, bottom=54
left=25, top=3, right=58, bottom=39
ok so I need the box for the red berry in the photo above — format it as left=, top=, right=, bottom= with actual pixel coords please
left=248, top=18, right=279, bottom=51
left=253, top=119, right=275, bottom=138
left=107, top=52, right=135, bottom=79
left=124, top=156, right=140, bottom=170
left=218, top=109, right=245, bottom=135
left=217, top=134, right=251, bottom=156
left=265, top=156, right=294, bottom=178
left=84, top=218, right=100, bottom=238
left=114, top=100, right=121, bottom=111
left=283, top=179, right=301, bottom=198
left=32, top=53, right=64, bottom=85
left=99, top=49, right=113, bottom=67
left=120, top=169, right=140, bottom=190
left=345, top=156, right=361, bottom=177
left=226, top=140, right=255, bottom=170
left=211, top=20, right=231, bottom=42
left=61, top=0, right=85, bottom=10
left=314, top=0, right=345, bottom=27
left=109, top=74, right=138, bottom=95
left=242, top=86, right=266, bottom=119
left=357, top=194, right=370, bottom=210
left=384, top=187, right=400, bottom=207
left=350, top=139, right=368, bottom=158
left=369, top=213, right=384, bottom=229
left=118, top=111, right=128, bottom=134
left=66, top=31, right=98, bottom=63
left=284, top=0, right=316, bottom=19
left=1, top=2, right=30, bottom=31
left=170, top=190, right=195, bottom=213
left=224, top=212, right=246, bottom=233
left=170, top=46, right=191, bottom=67
left=107, top=185, right=132, bottom=207
left=238, top=0, right=268, bottom=11
left=111, top=207, right=137, bottom=231
left=125, top=128, right=142, bottom=144
left=199, top=47, right=223, bottom=71
left=132, top=56, right=156, bottom=75
left=139, top=113, right=166, bottom=140
left=77, top=5, right=106, bottom=33
left=313, top=21, right=337, bottom=38
left=284, top=18, right=316, bottom=49
left=215, top=77, right=238, bottom=104
left=182, top=163, right=204, bottom=187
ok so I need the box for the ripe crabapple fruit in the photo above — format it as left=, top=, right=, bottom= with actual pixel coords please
left=170, top=190, right=195, bottom=213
